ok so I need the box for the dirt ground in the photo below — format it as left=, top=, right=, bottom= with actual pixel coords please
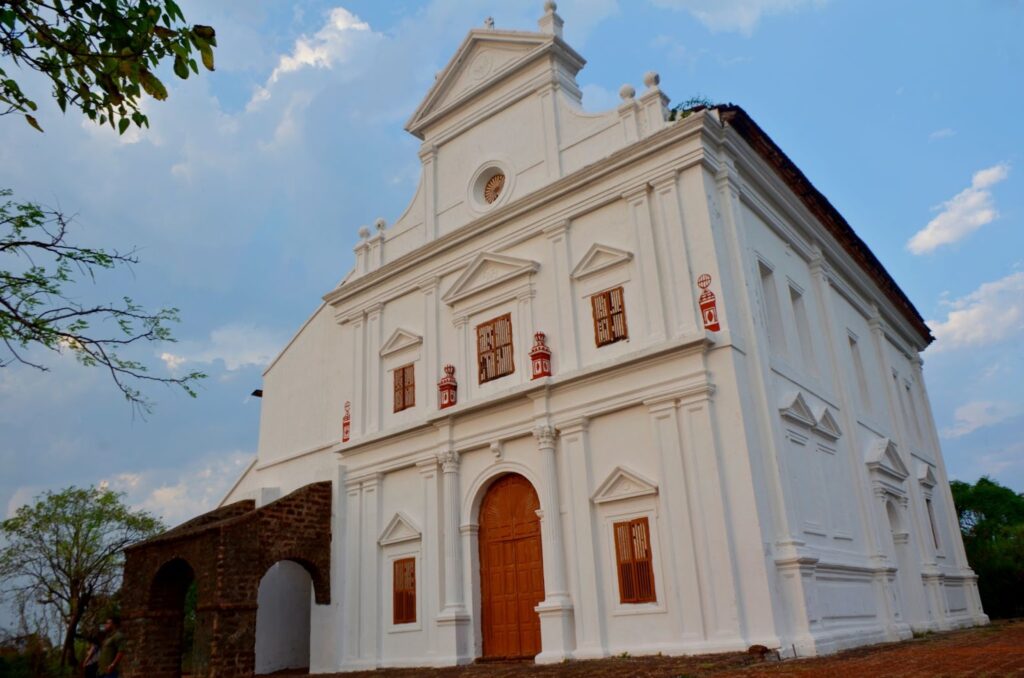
left=290, top=619, right=1024, bottom=677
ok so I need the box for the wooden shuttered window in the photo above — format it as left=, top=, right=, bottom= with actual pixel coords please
left=592, top=287, right=628, bottom=347
left=477, top=313, right=514, bottom=383
left=613, top=517, right=656, bottom=604
left=393, top=557, right=416, bottom=624
left=393, top=364, right=415, bottom=412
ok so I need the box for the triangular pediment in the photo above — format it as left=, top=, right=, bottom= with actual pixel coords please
left=591, top=466, right=658, bottom=504
left=917, top=463, right=938, bottom=488
left=571, top=243, right=634, bottom=280
left=812, top=406, right=842, bottom=440
left=779, top=391, right=816, bottom=428
left=865, top=438, right=909, bottom=482
left=405, top=29, right=584, bottom=139
left=379, top=328, right=423, bottom=357
left=442, top=252, right=539, bottom=306
left=378, top=511, right=421, bottom=546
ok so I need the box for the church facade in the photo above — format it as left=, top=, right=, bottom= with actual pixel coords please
left=130, top=4, right=987, bottom=675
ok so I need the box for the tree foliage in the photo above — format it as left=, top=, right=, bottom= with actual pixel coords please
left=0, top=189, right=205, bottom=410
left=950, top=476, right=1024, bottom=619
left=0, top=0, right=216, bottom=133
left=0, top=486, right=164, bottom=667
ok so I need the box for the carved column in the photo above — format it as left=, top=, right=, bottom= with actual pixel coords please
left=533, top=425, right=575, bottom=663
left=436, top=446, right=470, bottom=663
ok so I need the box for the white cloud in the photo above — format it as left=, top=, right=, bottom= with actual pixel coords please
left=649, top=0, right=826, bottom=34
left=907, top=162, right=1010, bottom=254
left=929, top=128, right=955, bottom=141
left=928, top=271, right=1024, bottom=350
left=941, top=400, right=1021, bottom=438
left=104, top=450, right=252, bottom=526
left=248, top=7, right=381, bottom=110
left=162, top=324, right=287, bottom=372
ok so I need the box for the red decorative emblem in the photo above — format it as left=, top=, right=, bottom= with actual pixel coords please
left=438, top=364, right=458, bottom=409
left=697, top=274, right=721, bottom=332
left=529, top=331, right=552, bottom=379
left=342, top=400, right=351, bottom=442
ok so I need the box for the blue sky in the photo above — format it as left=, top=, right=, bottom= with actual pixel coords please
left=1, top=0, right=1022, bottom=531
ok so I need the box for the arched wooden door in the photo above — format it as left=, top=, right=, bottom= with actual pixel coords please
left=479, top=474, right=545, bottom=659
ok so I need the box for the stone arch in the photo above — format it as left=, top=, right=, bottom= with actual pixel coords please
left=121, top=481, right=332, bottom=678
left=147, top=558, right=198, bottom=678
left=255, top=560, right=313, bottom=675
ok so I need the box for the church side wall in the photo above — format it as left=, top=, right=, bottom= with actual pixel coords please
left=724, top=136, right=986, bottom=655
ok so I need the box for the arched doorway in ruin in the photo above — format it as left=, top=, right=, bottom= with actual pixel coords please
left=254, top=560, right=313, bottom=674
left=149, top=558, right=200, bottom=677
left=478, top=473, right=545, bottom=660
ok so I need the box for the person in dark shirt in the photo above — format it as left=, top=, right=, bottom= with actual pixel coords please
left=96, top=616, right=124, bottom=678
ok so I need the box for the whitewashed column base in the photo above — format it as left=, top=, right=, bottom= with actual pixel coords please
left=435, top=609, right=472, bottom=665
left=534, top=599, right=575, bottom=664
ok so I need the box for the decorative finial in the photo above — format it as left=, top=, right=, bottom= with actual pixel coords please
left=374, top=217, right=386, bottom=231
left=358, top=225, right=370, bottom=239
left=484, top=16, right=494, bottom=29
left=619, top=84, right=636, bottom=101
left=643, top=71, right=660, bottom=89
left=537, top=0, right=563, bottom=37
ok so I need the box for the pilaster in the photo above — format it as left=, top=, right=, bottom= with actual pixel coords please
left=366, top=303, right=384, bottom=435
left=623, top=183, right=668, bottom=342
left=544, top=220, right=579, bottom=372
left=419, top=143, right=438, bottom=241
left=644, top=396, right=704, bottom=642
left=532, top=424, right=575, bottom=663
left=559, top=417, right=606, bottom=658
left=436, top=445, right=471, bottom=663
left=650, top=170, right=699, bottom=335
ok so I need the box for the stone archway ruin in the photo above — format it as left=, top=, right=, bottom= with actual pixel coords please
left=120, top=481, right=332, bottom=678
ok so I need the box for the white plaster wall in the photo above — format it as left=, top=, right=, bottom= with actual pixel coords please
left=255, top=561, right=312, bottom=674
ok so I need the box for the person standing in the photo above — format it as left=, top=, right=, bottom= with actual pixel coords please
left=80, top=626, right=104, bottom=678
left=96, top=616, right=124, bottom=678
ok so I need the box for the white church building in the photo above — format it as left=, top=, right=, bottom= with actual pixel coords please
left=221, top=3, right=987, bottom=672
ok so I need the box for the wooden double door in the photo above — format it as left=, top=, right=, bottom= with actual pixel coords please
left=479, top=474, right=545, bottom=659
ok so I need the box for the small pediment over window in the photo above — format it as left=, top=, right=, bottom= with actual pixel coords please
left=379, top=512, right=422, bottom=546
left=571, top=243, right=634, bottom=280
left=380, top=328, right=423, bottom=357
left=812, top=406, right=842, bottom=440
left=917, top=463, right=938, bottom=489
left=591, top=466, right=658, bottom=504
left=865, top=437, right=909, bottom=482
left=442, top=252, right=539, bottom=306
left=779, top=391, right=816, bottom=428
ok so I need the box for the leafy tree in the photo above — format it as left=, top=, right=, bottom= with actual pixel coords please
left=0, top=189, right=204, bottom=408
left=0, top=486, right=164, bottom=667
left=1, top=0, right=215, bottom=406
left=1, top=0, right=216, bottom=133
left=950, top=476, right=1024, bottom=619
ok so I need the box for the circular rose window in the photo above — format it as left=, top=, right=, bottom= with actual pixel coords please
left=483, top=173, right=505, bottom=204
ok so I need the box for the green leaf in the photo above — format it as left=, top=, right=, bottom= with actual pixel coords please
left=173, top=53, right=188, bottom=79
left=118, top=117, right=130, bottom=135
left=138, top=70, right=168, bottom=100
left=199, top=44, right=214, bottom=72
left=24, top=114, right=43, bottom=132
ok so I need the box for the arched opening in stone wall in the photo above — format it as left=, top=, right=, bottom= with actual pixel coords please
left=254, top=560, right=313, bottom=675
left=149, top=558, right=200, bottom=678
